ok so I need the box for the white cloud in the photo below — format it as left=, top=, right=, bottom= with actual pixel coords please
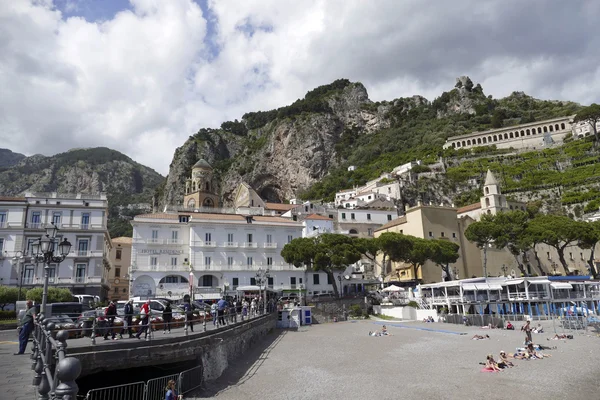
left=1, top=0, right=599, bottom=175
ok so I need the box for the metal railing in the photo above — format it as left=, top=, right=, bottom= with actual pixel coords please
left=31, top=314, right=82, bottom=399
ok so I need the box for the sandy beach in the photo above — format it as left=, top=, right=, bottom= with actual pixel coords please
left=190, top=319, right=599, bottom=400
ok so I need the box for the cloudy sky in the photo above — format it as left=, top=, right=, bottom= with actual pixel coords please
left=1, top=0, right=599, bottom=175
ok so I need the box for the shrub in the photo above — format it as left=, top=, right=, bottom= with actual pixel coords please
left=407, top=301, right=419, bottom=309
left=349, top=304, right=363, bottom=317
left=0, top=310, right=17, bottom=319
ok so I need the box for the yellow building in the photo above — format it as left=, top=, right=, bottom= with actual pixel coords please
left=108, top=236, right=132, bottom=300
left=374, top=203, right=483, bottom=284
left=184, top=159, right=220, bottom=209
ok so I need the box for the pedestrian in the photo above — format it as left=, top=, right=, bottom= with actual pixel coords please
left=242, top=299, right=248, bottom=318
left=165, top=379, right=182, bottom=400
left=103, top=300, right=118, bottom=340
left=210, top=300, right=218, bottom=326
left=522, top=319, right=532, bottom=342
left=183, top=299, right=194, bottom=332
left=122, top=299, right=134, bottom=338
left=250, top=298, right=257, bottom=317
left=15, top=300, right=36, bottom=355
left=136, top=300, right=151, bottom=340
left=217, top=297, right=227, bottom=326
left=163, top=301, right=173, bottom=334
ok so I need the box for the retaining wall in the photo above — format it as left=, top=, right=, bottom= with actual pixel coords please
left=373, top=305, right=438, bottom=321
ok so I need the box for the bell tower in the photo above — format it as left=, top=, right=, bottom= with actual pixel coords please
left=481, top=169, right=505, bottom=215
left=183, top=159, right=220, bottom=209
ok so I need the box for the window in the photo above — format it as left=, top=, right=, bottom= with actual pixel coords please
left=247, top=233, right=253, bottom=243
left=115, top=267, right=120, bottom=277
left=81, top=213, right=90, bottom=229
left=400, top=230, right=403, bottom=234
left=581, top=253, right=584, bottom=260
left=205, top=232, right=212, bottom=242
left=313, top=274, right=320, bottom=285
left=327, top=274, right=333, bottom=285
left=547, top=252, right=551, bottom=260
left=247, top=257, right=253, bottom=266
left=47, top=265, right=56, bottom=283
left=329, top=214, right=334, bottom=219
left=114, top=287, right=118, bottom=293
left=75, top=264, right=86, bottom=282
left=250, top=277, right=256, bottom=285
left=152, top=230, right=158, bottom=239
left=428, top=232, right=433, bottom=238
left=116, top=249, right=122, bottom=260
left=341, top=213, right=346, bottom=220
left=77, top=239, right=89, bottom=256
left=205, top=257, right=211, bottom=268
left=268, top=277, right=274, bottom=287
left=150, top=257, right=158, bottom=266
left=227, top=233, right=234, bottom=244
left=0, top=238, right=3, bottom=253
left=452, top=232, right=457, bottom=238
left=387, top=215, right=392, bottom=221
left=202, top=275, right=213, bottom=287
left=351, top=213, right=355, bottom=220
left=171, top=257, right=177, bottom=266
left=31, top=211, right=41, bottom=227
left=266, top=234, right=272, bottom=244
left=227, top=257, right=234, bottom=268
left=441, top=232, right=445, bottom=238
left=23, top=265, right=35, bottom=284
left=0, top=212, right=6, bottom=228
left=267, top=257, right=273, bottom=266
left=569, top=252, right=573, bottom=261
left=291, top=277, right=297, bottom=286
left=232, top=277, right=239, bottom=288
left=367, top=214, right=371, bottom=220
left=52, top=212, right=61, bottom=226
left=172, top=231, right=178, bottom=240
left=26, top=238, right=37, bottom=256
left=367, top=228, right=373, bottom=236
left=287, top=235, right=293, bottom=243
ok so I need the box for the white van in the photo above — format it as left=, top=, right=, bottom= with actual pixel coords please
left=73, top=295, right=100, bottom=307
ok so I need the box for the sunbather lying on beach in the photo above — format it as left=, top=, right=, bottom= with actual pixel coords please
left=548, top=334, right=569, bottom=340
left=498, top=351, right=515, bottom=368
left=472, top=334, right=490, bottom=340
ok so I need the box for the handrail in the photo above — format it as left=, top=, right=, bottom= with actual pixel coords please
left=31, top=313, right=82, bottom=399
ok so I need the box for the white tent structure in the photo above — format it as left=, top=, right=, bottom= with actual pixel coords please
left=382, top=284, right=404, bottom=292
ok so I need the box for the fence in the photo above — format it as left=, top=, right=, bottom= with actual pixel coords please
left=83, top=365, right=203, bottom=400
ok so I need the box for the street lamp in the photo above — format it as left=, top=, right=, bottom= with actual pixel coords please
left=11, top=251, right=25, bottom=301
left=30, top=223, right=72, bottom=315
left=255, top=268, right=270, bottom=314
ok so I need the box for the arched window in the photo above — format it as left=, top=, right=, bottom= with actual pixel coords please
left=452, top=143, right=456, bottom=148
left=485, top=198, right=490, bottom=207
left=467, top=140, right=471, bottom=146
left=485, top=187, right=489, bottom=195
left=543, top=126, right=548, bottom=133
left=526, top=129, right=530, bottom=135
left=205, top=182, right=210, bottom=191
left=488, top=136, right=492, bottom=143
left=537, top=127, right=542, bottom=133
left=549, top=125, right=553, bottom=132
left=561, top=123, right=566, bottom=130
left=493, top=135, right=497, bottom=142
left=462, top=141, right=466, bottom=147
left=203, top=198, right=214, bottom=207
left=477, top=138, right=481, bottom=144
left=159, top=275, right=189, bottom=284
left=482, top=137, right=487, bottom=144
left=509, top=132, right=514, bottom=139
left=192, top=181, right=196, bottom=191
left=349, top=229, right=358, bottom=234
left=521, top=130, right=525, bottom=137
left=187, top=198, right=196, bottom=208
left=504, top=133, right=508, bottom=140
left=555, top=124, right=559, bottom=131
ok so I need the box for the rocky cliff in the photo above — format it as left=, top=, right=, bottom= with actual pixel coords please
left=161, top=80, right=390, bottom=206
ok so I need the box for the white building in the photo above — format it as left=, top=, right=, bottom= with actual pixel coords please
left=334, top=188, right=359, bottom=207
left=393, top=161, right=421, bottom=176
left=130, top=211, right=305, bottom=300
left=572, top=120, right=600, bottom=138
left=0, top=193, right=112, bottom=300
left=303, top=214, right=334, bottom=237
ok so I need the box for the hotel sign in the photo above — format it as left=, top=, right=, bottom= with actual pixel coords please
left=140, top=249, right=184, bottom=255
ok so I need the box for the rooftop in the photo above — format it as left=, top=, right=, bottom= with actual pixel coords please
left=456, top=202, right=481, bottom=214
left=111, top=237, right=133, bottom=244
left=192, top=159, right=212, bottom=169
left=264, top=203, right=297, bottom=212
left=135, top=212, right=300, bottom=225
left=304, top=214, right=333, bottom=221
left=375, top=216, right=407, bottom=232
left=0, top=196, right=26, bottom=202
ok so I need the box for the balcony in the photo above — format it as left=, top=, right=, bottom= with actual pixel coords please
left=165, top=239, right=183, bottom=245
left=241, top=242, right=258, bottom=249
left=143, top=264, right=190, bottom=272
left=68, top=250, right=103, bottom=258
left=192, top=241, right=217, bottom=248
left=223, top=242, right=238, bottom=248
left=147, top=238, right=164, bottom=245
left=26, top=222, right=105, bottom=230
left=21, top=276, right=106, bottom=285
left=27, top=222, right=43, bottom=229
left=263, top=243, right=278, bottom=249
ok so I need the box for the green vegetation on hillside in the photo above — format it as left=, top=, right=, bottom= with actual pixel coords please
left=301, top=84, right=581, bottom=202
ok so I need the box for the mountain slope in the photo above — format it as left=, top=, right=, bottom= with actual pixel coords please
left=0, top=148, right=26, bottom=168
left=0, top=147, right=165, bottom=237
left=162, top=77, right=582, bottom=208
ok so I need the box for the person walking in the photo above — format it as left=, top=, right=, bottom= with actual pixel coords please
left=183, top=299, right=194, bottom=332
left=103, top=301, right=118, bottom=340
left=522, top=319, right=533, bottom=342
left=122, top=299, right=134, bottom=338
left=250, top=298, right=257, bottom=317
left=242, top=299, right=249, bottom=318
left=136, top=300, right=151, bottom=340
left=217, top=297, right=227, bottom=326
left=15, top=300, right=36, bottom=355
left=163, top=301, right=173, bottom=334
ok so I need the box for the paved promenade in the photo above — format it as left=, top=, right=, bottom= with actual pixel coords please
left=191, top=320, right=600, bottom=400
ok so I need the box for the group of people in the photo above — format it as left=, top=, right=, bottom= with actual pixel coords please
left=481, top=319, right=555, bottom=373
left=368, top=325, right=392, bottom=337
left=422, top=316, right=436, bottom=323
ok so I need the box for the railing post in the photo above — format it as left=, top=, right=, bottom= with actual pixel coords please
left=184, top=313, right=189, bottom=336
left=91, top=316, right=96, bottom=345
left=54, top=357, right=81, bottom=400
left=203, top=313, right=207, bottom=332
left=32, top=315, right=43, bottom=387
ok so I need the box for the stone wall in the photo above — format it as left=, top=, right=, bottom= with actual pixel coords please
left=71, top=314, right=276, bottom=379
left=310, top=298, right=366, bottom=323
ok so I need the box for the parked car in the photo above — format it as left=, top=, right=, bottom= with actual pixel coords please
left=312, top=293, right=334, bottom=301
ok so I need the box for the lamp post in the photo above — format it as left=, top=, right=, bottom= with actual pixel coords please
left=30, top=223, right=72, bottom=315
left=255, top=268, right=270, bottom=314
left=12, top=251, right=24, bottom=301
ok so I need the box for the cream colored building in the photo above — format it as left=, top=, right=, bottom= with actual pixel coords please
left=108, top=236, right=132, bottom=300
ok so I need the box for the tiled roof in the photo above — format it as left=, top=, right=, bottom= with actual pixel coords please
left=135, top=213, right=179, bottom=220
left=135, top=211, right=300, bottom=225
left=304, top=214, right=332, bottom=221
left=264, top=203, right=297, bottom=212
left=374, top=216, right=407, bottom=232
left=0, top=196, right=26, bottom=201
left=111, top=237, right=133, bottom=244
left=456, top=203, right=482, bottom=214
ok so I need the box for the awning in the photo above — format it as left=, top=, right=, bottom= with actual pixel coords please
left=479, top=283, right=503, bottom=291
left=503, top=279, right=524, bottom=286
left=551, top=282, right=573, bottom=290
left=461, top=283, right=478, bottom=291
left=528, top=279, right=550, bottom=285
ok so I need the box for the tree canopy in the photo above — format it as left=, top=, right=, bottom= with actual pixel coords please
left=0, top=286, right=19, bottom=310
left=573, top=103, right=600, bottom=144
left=25, top=287, right=74, bottom=304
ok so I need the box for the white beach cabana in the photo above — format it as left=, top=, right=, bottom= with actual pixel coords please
left=382, top=284, right=404, bottom=292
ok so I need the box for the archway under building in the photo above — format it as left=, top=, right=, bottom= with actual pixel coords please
left=132, top=275, right=156, bottom=298
left=199, top=274, right=220, bottom=288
